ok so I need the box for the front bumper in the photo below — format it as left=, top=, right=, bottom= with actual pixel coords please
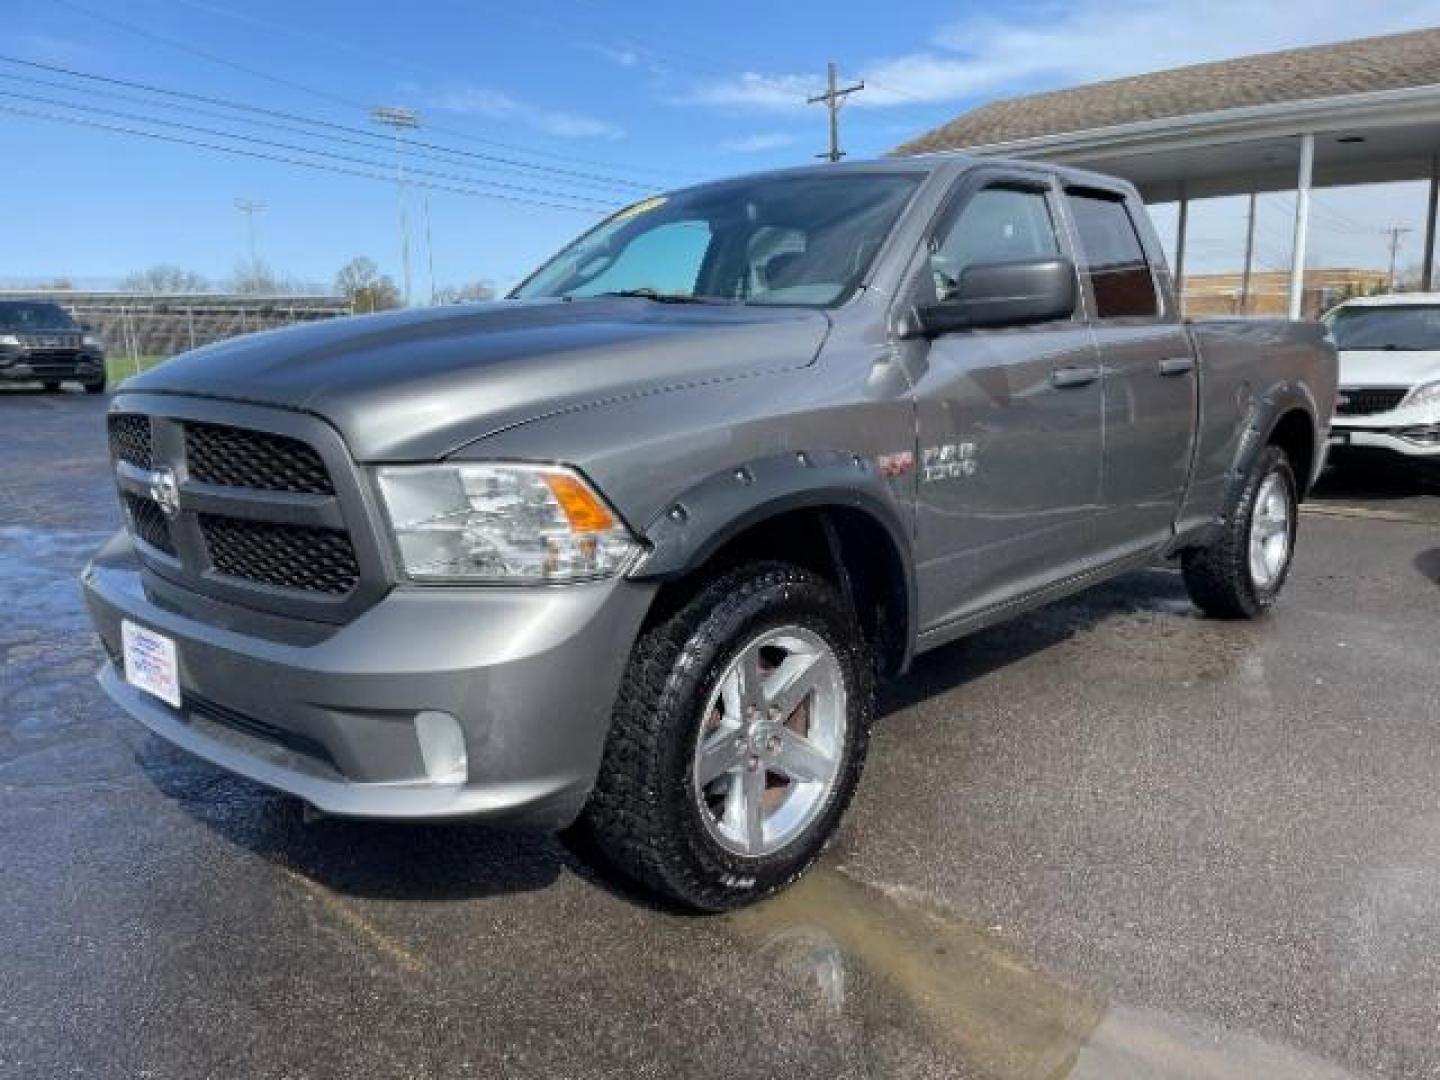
left=0, top=348, right=104, bottom=383
left=1329, top=423, right=1440, bottom=458
left=82, top=532, right=655, bottom=825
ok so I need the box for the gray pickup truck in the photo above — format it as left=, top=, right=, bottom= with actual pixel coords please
left=83, top=158, right=1336, bottom=910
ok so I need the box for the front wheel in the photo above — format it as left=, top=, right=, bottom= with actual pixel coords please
left=580, top=563, right=874, bottom=911
left=1182, top=445, right=1298, bottom=619
left=84, top=377, right=106, bottom=395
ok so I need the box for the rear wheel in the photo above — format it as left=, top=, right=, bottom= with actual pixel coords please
left=41, top=381, right=61, bottom=392
left=580, top=563, right=873, bottom=911
left=84, top=377, right=106, bottom=395
left=1182, top=445, right=1298, bottom=619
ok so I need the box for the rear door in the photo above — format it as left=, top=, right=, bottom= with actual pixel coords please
left=1063, top=187, right=1196, bottom=560
left=909, top=170, right=1106, bottom=631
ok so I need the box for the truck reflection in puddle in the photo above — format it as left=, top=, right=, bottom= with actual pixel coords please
left=731, top=868, right=1366, bottom=1079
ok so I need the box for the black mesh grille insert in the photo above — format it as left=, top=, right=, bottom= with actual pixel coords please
left=122, top=492, right=175, bottom=554
left=185, top=422, right=334, bottom=494
left=199, top=514, right=358, bottom=595
left=108, top=414, right=153, bottom=469
left=1337, top=388, right=1409, bottom=416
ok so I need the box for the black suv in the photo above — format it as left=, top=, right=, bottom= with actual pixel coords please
left=0, top=300, right=106, bottom=393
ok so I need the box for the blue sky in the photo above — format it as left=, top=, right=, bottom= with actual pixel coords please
left=7, top=0, right=1440, bottom=295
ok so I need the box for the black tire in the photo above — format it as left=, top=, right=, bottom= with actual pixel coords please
left=84, top=377, right=106, bottom=395
left=1182, top=445, right=1298, bottom=619
left=579, top=562, right=874, bottom=911
left=41, top=381, right=61, bottom=392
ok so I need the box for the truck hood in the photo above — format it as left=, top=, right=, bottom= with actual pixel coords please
left=124, top=298, right=830, bottom=460
left=1337, top=348, right=1440, bottom=387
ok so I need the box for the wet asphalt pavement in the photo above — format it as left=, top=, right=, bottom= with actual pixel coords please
left=2, top=389, right=1438, bottom=1079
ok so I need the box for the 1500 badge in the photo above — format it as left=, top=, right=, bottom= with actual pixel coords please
left=922, top=443, right=978, bottom=482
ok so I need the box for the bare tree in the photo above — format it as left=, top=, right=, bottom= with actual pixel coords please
left=120, top=264, right=210, bottom=294
left=335, top=257, right=402, bottom=313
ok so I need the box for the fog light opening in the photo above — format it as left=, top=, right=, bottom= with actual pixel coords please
left=415, top=710, right=468, bottom=785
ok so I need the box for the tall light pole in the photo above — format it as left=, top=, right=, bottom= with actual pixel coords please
left=371, top=105, right=419, bottom=306
left=234, top=197, right=267, bottom=267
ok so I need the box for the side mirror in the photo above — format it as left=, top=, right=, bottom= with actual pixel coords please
left=917, top=257, right=1077, bottom=336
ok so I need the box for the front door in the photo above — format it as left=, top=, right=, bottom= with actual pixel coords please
left=908, top=173, right=1106, bottom=633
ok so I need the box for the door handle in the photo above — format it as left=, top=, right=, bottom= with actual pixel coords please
left=1051, top=365, right=1101, bottom=388
left=1158, top=356, right=1196, bottom=376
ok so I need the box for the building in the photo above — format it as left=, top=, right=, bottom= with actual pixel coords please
left=896, top=28, right=1440, bottom=318
left=1180, top=268, right=1391, bottom=317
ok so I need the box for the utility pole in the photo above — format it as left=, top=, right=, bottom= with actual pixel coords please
left=1239, top=192, right=1257, bottom=315
left=234, top=198, right=267, bottom=267
left=1385, top=225, right=1414, bottom=291
left=807, top=62, right=864, bottom=162
left=371, top=105, right=419, bottom=306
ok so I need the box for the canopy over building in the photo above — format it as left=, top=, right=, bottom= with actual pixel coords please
left=895, top=28, right=1440, bottom=317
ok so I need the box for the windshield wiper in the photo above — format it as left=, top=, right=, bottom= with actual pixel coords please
left=595, top=288, right=734, bottom=305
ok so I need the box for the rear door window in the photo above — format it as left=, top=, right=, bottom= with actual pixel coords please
left=1065, top=192, right=1159, bottom=319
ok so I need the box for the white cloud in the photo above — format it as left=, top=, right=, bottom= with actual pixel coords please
left=679, top=0, right=1440, bottom=111
left=430, top=85, right=624, bottom=140
left=720, top=132, right=797, bottom=153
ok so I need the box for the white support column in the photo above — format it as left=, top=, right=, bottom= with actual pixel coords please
left=1174, top=185, right=1189, bottom=317
left=1288, top=133, right=1315, bottom=320
left=1423, top=155, right=1438, bottom=292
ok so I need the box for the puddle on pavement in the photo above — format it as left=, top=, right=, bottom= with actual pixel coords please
left=730, top=868, right=1368, bottom=1079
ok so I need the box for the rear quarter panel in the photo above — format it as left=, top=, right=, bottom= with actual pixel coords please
left=1179, top=318, right=1336, bottom=535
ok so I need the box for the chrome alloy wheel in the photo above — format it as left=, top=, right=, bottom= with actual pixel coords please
left=692, top=626, right=847, bottom=857
left=1249, top=472, right=1293, bottom=590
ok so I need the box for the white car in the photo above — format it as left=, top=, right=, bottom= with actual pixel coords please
left=1324, top=294, right=1440, bottom=460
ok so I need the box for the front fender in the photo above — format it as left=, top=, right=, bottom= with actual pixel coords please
left=629, top=449, right=918, bottom=657
left=633, top=449, right=911, bottom=574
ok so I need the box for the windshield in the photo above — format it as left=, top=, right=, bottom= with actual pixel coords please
left=0, top=302, right=77, bottom=331
left=1326, top=304, right=1440, bottom=351
left=511, top=172, right=922, bottom=308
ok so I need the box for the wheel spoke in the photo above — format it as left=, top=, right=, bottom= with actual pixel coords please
left=773, top=729, right=834, bottom=784
left=737, top=648, right=765, bottom=715
left=765, top=650, right=821, bottom=720
left=741, top=765, right=766, bottom=853
left=695, top=729, right=745, bottom=785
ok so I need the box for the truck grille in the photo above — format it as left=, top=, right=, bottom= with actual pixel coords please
left=24, top=348, right=84, bottom=374
left=122, top=491, right=176, bottom=555
left=108, top=414, right=153, bottom=469
left=107, top=404, right=378, bottom=618
left=1337, top=387, right=1408, bottom=416
left=185, top=422, right=333, bottom=494
left=199, top=514, right=359, bottom=595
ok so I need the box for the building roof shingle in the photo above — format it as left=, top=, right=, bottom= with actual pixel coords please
left=895, top=27, right=1440, bottom=156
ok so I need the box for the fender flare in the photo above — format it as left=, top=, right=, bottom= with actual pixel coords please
left=1222, top=378, right=1322, bottom=509
left=630, top=449, right=918, bottom=663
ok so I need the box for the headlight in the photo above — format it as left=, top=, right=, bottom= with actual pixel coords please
left=82, top=333, right=104, bottom=348
left=0, top=334, right=19, bottom=347
left=1403, top=380, right=1440, bottom=409
left=375, top=463, right=642, bottom=583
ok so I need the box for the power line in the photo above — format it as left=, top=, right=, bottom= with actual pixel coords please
left=45, top=0, right=690, bottom=182
left=0, top=102, right=608, bottom=214
left=0, top=55, right=655, bottom=193
left=0, top=67, right=644, bottom=195
left=0, top=87, right=621, bottom=209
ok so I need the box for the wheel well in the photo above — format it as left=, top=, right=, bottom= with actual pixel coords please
left=1268, top=409, right=1316, bottom=498
left=642, top=506, right=911, bottom=677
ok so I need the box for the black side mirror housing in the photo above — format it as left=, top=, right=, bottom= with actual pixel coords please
left=917, top=257, right=1078, bottom=336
